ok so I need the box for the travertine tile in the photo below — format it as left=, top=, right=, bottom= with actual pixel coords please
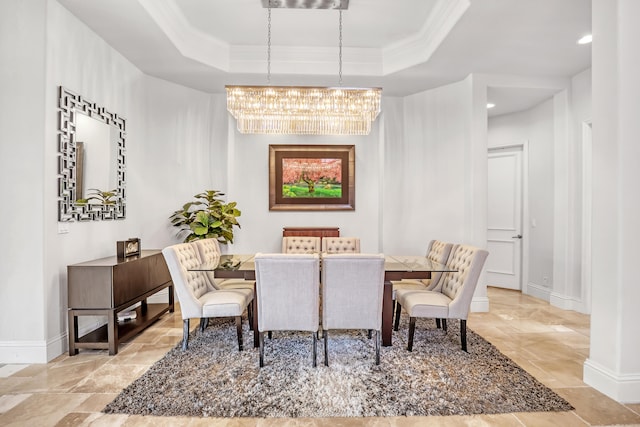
left=554, top=386, right=640, bottom=425
left=2, top=287, right=639, bottom=426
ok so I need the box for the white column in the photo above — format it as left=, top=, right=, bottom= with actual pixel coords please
left=584, top=0, right=640, bottom=403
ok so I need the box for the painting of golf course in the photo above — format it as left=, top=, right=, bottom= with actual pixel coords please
left=281, top=158, right=342, bottom=198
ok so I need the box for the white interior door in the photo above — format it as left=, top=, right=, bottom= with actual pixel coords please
left=487, top=146, right=523, bottom=290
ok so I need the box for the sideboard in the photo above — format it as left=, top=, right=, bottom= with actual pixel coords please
left=282, top=227, right=339, bottom=243
left=67, top=250, right=174, bottom=355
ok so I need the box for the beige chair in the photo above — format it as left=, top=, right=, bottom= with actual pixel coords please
left=321, top=253, right=385, bottom=366
left=395, top=244, right=488, bottom=352
left=282, top=236, right=321, bottom=254
left=192, top=238, right=255, bottom=326
left=392, top=240, right=454, bottom=330
left=321, top=237, right=361, bottom=253
left=254, top=253, right=320, bottom=367
left=162, top=243, right=253, bottom=351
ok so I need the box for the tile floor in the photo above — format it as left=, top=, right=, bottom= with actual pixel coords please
left=1, top=287, right=640, bottom=426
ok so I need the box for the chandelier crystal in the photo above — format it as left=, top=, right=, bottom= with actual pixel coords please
left=225, top=2, right=381, bottom=135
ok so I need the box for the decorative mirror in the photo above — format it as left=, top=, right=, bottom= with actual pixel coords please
left=57, top=86, right=126, bottom=221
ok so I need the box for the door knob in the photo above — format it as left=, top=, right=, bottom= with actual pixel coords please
left=512, top=234, right=522, bottom=239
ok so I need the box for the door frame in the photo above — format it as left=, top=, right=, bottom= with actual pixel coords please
left=487, top=141, right=529, bottom=293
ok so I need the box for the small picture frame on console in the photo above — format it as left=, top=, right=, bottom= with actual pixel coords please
left=117, top=238, right=141, bottom=259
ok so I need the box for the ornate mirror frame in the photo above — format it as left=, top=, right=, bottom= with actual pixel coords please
left=57, top=86, right=126, bottom=221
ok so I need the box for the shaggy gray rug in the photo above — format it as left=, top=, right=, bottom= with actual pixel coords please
left=103, top=317, right=573, bottom=418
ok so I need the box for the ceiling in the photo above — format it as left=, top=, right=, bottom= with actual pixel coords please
left=57, top=0, right=591, bottom=117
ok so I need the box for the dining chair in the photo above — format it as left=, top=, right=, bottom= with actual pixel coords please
left=192, top=238, right=255, bottom=327
left=162, top=243, right=253, bottom=351
left=392, top=240, right=454, bottom=331
left=254, top=253, right=320, bottom=367
left=395, top=244, right=488, bottom=352
left=321, top=253, right=385, bottom=366
left=321, top=237, right=361, bottom=253
left=281, top=236, right=321, bottom=254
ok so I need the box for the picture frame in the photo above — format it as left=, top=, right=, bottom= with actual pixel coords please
left=269, top=145, right=355, bottom=211
left=117, top=237, right=141, bottom=259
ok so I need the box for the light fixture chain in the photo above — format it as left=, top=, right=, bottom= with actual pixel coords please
left=339, top=9, right=343, bottom=86
left=267, top=0, right=272, bottom=85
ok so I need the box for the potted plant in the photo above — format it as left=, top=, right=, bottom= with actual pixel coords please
left=169, top=190, right=241, bottom=244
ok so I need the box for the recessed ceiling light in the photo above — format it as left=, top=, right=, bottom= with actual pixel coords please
left=487, top=103, right=496, bottom=109
left=577, top=34, right=592, bottom=44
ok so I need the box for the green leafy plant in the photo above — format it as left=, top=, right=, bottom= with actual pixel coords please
left=169, top=190, right=241, bottom=244
left=77, top=188, right=117, bottom=205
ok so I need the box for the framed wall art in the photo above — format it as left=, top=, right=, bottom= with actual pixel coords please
left=269, top=145, right=355, bottom=211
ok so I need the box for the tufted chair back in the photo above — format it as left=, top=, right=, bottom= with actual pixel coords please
left=162, top=243, right=211, bottom=319
left=438, top=244, right=489, bottom=319
left=254, top=253, right=320, bottom=367
left=424, top=240, right=454, bottom=291
left=282, top=236, right=321, bottom=254
left=321, top=237, right=360, bottom=254
left=192, top=238, right=221, bottom=289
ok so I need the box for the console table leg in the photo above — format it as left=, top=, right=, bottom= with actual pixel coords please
left=68, top=310, right=78, bottom=356
left=107, top=310, right=118, bottom=355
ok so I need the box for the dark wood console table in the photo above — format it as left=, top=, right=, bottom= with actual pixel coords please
left=282, top=227, right=339, bottom=244
left=67, top=249, right=174, bottom=355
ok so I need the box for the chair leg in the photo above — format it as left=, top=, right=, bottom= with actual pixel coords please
left=442, top=318, right=447, bottom=332
left=247, top=304, right=254, bottom=331
left=407, top=317, right=416, bottom=351
left=268, top=331, right=272, bottom=339
left=259, top=331, right=265, bottom=367
left=199, top=317, right=208, bottom=332
left=394, top=300, right=402, bottom=331
left=435, top=318, right=441, bottom=329
left=182, top=319, right=190, bottom=351
left=460, top=319, right=467, bottom=352
left=324, top=330, right=329, bottom=366
left=312, top=331, right=318, bottom=368
left=236, top=316, right=243, bottom=351
left=368, top=329, right=373, bottom=339
left=375, top=330, right=380, bottom=365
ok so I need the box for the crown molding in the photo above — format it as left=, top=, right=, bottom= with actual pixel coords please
left=138, top=0, right=230, bottom=71
left=382, top=0, right=470, bottom=74
left=138, top=0, right=468, bottom=77
left=230, top=45, right=382, bottom=76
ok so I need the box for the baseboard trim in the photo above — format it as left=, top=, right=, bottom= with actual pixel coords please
left=0, top=340, right=48, bottom=364
left=470, top=296, right=489, bottom=313
left=584, top=358, right=640, bottom=403
left=525, top=282, right=551, bottom=301
left=550, top=292, right=589, bottom=314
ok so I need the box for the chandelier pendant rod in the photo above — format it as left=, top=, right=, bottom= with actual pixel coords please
left=339, top=9, right=343, bottom=86
left=267, top=0, right=272, bottom=85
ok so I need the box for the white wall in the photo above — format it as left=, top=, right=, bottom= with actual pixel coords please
left=488, top=99, right=555, bottom=298
left=0, top=0, right=47, bottom=354
left=585, top=0, right=640, bottom=403
left=0, top=0, right=489, bottom=362
left=227, top=121, right=382, bottom=254
left=487, top=69, right=592, bottom=311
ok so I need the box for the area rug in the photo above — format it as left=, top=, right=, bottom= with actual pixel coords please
left=103, top=317, right=573, bottom=418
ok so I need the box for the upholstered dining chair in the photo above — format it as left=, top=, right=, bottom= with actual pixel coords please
left=321, top=237, right=361, bottom=253
left=192, top=238, right=255, bottom=326
left=392, top=240, right=454, bottom=330
left=395, top=244, right=488, bottom=352
left=282, top=236, right=321, bottom=254
left=162, top=243, right=253, bottom=351
left=254, top=253, right=320, bottom=367
left=321, top=253, right=385, bottom=366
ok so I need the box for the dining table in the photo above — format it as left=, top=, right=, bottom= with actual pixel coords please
left=189, top=254, right=456, bottom=348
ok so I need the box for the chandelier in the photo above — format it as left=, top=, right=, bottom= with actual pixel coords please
left=226, top=1, right=382, bottom=135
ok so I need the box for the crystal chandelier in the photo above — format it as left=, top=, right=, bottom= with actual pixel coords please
left=226, top=1, right=381, bottom=135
